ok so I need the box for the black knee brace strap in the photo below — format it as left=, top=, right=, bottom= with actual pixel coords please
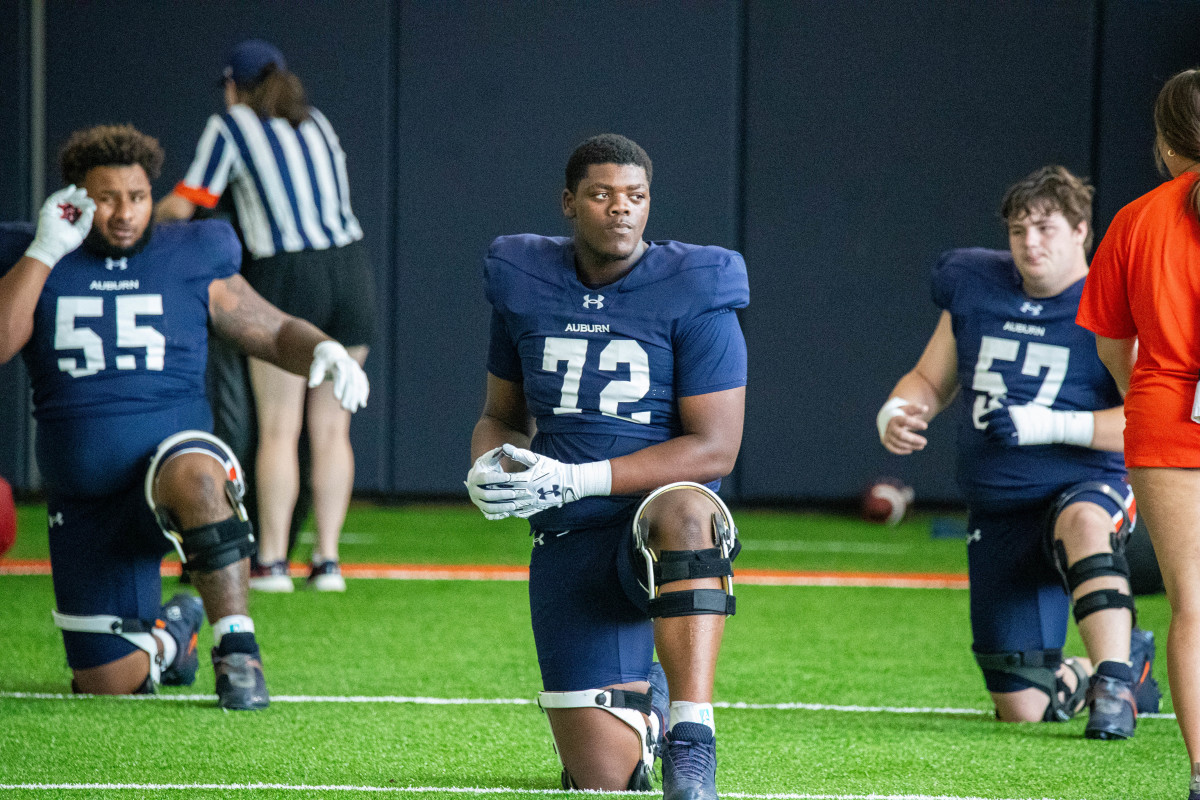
left=1065, top=552, right=1130, bottom=592
left=181, top=516, right=255, bottom=572
left=649, top=588, right=736, bottom=618
left=1073, top=588, right=1136, bottom=624
left=974, top=648, right=1084, bottom=722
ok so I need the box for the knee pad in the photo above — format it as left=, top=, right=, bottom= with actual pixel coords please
left=631, top=482, right=740, bottom=618
left=538, top=686, right=660, bottom=790
left=974, top=648, right=1087, bottom=722
left=53, top=610, right=164, bottom=686
left=144, top=431, right=253, bottom=568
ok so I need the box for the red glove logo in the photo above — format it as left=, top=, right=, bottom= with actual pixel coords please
left=57, top=202, right=81, bottom=223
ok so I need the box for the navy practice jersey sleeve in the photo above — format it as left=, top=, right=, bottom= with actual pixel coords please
left=932, top=248, right=1124, bottom=508
left=483, top=234, right=748, bottom=530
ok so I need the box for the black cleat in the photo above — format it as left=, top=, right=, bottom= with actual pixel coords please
left=1084, top=662, right=1137, bottom=740
left=1130, top=627, right=1162, bottom=714
left=158, top=593, right=204, bottom=687
left=663, top=722, right=718, bottom=800
left=212, top=635, right=269, bottom=711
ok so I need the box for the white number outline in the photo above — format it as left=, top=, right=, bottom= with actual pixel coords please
left=542, top=336, right=651, bottom=424
left=971, top=335, right=1070, bottom=428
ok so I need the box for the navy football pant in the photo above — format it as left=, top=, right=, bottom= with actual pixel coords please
left=529, top=520, right=655, bottom=691
left=968, top=480, right=1128, bottom=694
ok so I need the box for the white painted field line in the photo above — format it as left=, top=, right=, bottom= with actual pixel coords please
left=0, top=784, right=1080, bottom=800
left=0, top=690, right=1176, bottom=720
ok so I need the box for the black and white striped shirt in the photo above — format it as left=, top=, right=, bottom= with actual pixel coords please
left=175, top=104, right=363, bottom=259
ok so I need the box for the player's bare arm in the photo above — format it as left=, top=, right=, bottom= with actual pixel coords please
left=1094, top=335, right=1136, bottom=397
left=209, top=274, right=369, bottom=412
left=879, top=310, right=960, bottom=455
left=471, top=373, right=532, bottom=460
left=607, top=385, right=744, bottom=494
left=1088, top=406, right=1126, bottom=452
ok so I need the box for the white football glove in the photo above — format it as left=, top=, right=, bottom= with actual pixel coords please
left=464, top=446, right=532, bottom=520
left=499, top=444, right=612, bottom=518
left=307, top=340, right=370, bottom=412
left=25, top=185, right=96, bottom=268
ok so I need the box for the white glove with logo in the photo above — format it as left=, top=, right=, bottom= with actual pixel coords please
left=464, top=446, right=532, bottom=520
left=25, top=185, right=96, bottom=268
left=308, top=340, right=370, bottom=412
left=499, top=444, right=612, bottom=518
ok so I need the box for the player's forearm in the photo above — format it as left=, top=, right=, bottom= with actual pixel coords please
left=1088, top=406, right=1126, bottom=452
left=266, top=317, right=334, bottom=376
left=471, top=415, right=531, bottom=462
left=608, top=433, right=739, bottom=496
left=890, top=369, right=954, bottom=420
left=0, top=256, right=51, bottom=363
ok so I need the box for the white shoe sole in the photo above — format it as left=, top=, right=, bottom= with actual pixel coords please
left=248, top=574, right=294, bottom=593
left=308, top=574, right=346, bottom=592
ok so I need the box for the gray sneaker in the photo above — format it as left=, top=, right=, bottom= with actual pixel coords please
left=663, top=722, right=718, bottom=800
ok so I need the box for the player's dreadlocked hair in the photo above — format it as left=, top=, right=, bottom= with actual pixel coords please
left=60, top=124, right=164, bottom=186
left=565, top=134, right=653, bottom=193
left=1154, top=67, right=1200, bottom=224
left=1000, top=165, right=1094, bottom=252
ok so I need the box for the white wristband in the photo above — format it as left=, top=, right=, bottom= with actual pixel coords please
left=876, top=397, right=911, bottom=443
left=23, top=242, right=62, bottom=269
left=572, top=460, right=612, bottom=498
left=1056, top=410, right=1095, bottom=447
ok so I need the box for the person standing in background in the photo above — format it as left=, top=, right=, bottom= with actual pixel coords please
left=1077, top=67, right=1200, bottom=800
left=157, top=39, right=376, bottom=592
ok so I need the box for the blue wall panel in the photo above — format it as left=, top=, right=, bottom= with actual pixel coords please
left=740, top=0, right=1096, bottom=502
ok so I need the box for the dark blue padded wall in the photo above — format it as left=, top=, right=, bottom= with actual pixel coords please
left=739, top=1, right=1098, bottom=503
left=39, top=0, right=395, bottom=491
left=1092, top=0, right=1200, bottom=235
left=0, top=0, right=33, bottom=489
left=390, top=1, right=743, bottom=494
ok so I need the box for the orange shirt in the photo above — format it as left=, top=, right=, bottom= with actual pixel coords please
left=1078, top=171, right=1200, bottom=466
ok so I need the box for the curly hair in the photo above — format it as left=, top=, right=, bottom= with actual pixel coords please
left=565, top=134, right=652, bottom=193
left=999, top=165, right=1094, bottom=252
left=59, top=124, right=164, bottom=186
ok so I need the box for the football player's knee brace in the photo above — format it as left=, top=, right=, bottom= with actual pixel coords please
left=537, top=687, right=660, bottom=791
left=974, top=648, right=1086, bottom=722
left=144, top=430, right=255, bottom=572
left=632, top=482, right=740, bottom=618
left=52, top=611, right=164, bottom=686
left=1047, top=481, right=1137, bottom=625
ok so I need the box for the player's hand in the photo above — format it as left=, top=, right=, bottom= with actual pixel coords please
left=498, top=444, right=612, bottom=518
left=877, top=397, right=930, bottom=455
left=980, top=403, right=1095, bottom=447
left=307, top=340, right=370, bottom=412
left=25, top=185, right=95, bottom=268
left=464, top=446, right=532, bottom=520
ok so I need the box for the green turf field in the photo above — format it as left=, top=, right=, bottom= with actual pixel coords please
left=0, top=501, right=1181, bottom=799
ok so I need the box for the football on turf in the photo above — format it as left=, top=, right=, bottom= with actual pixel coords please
left=862, top=478, right=915, bottom=527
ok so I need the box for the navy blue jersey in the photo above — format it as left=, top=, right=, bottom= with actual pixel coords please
left=933, top=248, right=1124, bottom=507
left=0, top=220, right=240, bottom=495
left=485, top=235, right=748, bottom=530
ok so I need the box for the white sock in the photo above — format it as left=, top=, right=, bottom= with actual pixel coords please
left=212, top=615, right=255, bottom=646
left=1191, top=762, right=1200, bottom=792
left=150, top=628, right=177, bottom=668
left=669, top=700, right=715, bottom=734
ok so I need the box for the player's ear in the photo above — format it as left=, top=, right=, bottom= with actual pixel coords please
left=562, top=188, right=576, bottom=219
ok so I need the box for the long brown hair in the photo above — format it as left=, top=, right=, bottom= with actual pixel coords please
left=1154, top=68, right=1200, bottom=223
left=240, top=65, right=310, bottom=127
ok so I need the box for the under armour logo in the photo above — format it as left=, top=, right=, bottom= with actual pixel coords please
left=966, top=529, right=982, bottom=544
left=532, top=532, right=545, bottom=546
left=48, top=512, right=64, bottom=528
left=537, top=485, right=562, bottom=501
left=582, top=294, right=604, bottom=309
left=1019, top=301, right=1042, bottom=316
left=105, top=257, right=128, bottom=271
